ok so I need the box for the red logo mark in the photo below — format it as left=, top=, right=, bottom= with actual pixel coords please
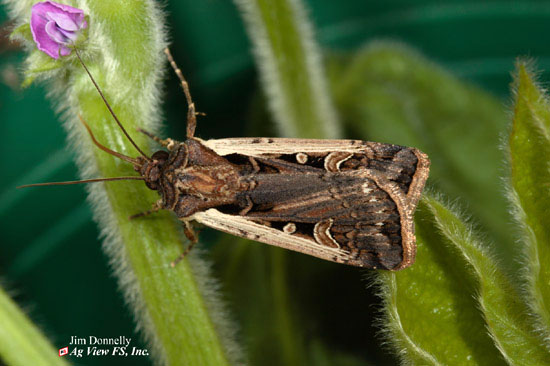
left=59, top=346, right=69, bottom=356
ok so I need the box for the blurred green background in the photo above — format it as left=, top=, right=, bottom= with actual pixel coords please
left=2, top=1, right=550, bottom=365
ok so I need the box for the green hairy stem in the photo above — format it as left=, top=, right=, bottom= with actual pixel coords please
left=3, top=1, right=241, bottom=365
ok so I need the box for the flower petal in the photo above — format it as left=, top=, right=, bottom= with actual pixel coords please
left=45, top=20, right=68, bottom=44
left=30, top=6, right=62, bottom=59
left=59, top=27, right=79, bottom=42
left=31, top=2, right=66, bottom=20
left=47, top=1, right=85, bottom=16
left=47, top=11, right=79, bottom=31
left=48, top=1, right=87, bottom=29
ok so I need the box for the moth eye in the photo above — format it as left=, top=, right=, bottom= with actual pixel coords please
left=283, top=223, right=297, bottom=234
left=295, top=153, right=308, bottom=164
left=152, top=150, right=169, bottom=161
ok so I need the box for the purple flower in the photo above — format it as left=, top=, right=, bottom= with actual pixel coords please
left=30, top=1, right=87, bottom=59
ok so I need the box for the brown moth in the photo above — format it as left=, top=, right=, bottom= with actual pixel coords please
left=23, top=49, right=430, bottom=271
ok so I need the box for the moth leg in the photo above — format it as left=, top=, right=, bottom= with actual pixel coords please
left=129, top=199, right=164, bottom=220
left=182, top=220, right=198, bottom=242
left=248, top=156, right=260, bottom=173
left=136, top=128, right=176, bottom=150
left=171, top=220, right=198, bottom=267
left=164, top=48, right=198, bottom=139
left=239, top=195, right=254, bottom=216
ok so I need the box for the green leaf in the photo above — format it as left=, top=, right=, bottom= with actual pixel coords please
left=423, top=194, right=549, bottom=365
left=0, top=286, right=69, bottom=366
left=235, top=0, right=340, bottom=138
left=378, top=194, right=505, bottom=365
left=21, top=49, right=63, bottom=88
left=329, top=42, right=516, bottom=270
left=10, top=23, right=32, bottom=43
left=379, top=194, right=550, bottom=365
left=509, top=61, right=550, bottom=349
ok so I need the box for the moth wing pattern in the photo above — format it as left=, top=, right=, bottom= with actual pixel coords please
left=193, top=209, right=349, bottom=262
left=197, top=138, right=430, bottom=270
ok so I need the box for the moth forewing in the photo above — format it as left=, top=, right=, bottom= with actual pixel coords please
left=193, top=210, right=352, bottom=264
left=193, top=137, right=430, bottom=270
left=202, top=137, right=392, bottom=155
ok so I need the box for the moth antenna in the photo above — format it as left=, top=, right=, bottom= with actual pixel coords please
left=79, top=115, right=142, bottom=166
left=73, top=48, right=151, bottom=161
left=17, top=176, right=145, bottom=189
left=164, top=48, right=197, bottom=138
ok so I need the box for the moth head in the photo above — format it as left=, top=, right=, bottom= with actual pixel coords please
left=136, top=150, right=170, bottom=190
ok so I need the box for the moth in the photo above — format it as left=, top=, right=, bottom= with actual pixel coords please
left=23, top=49, right=430, bottom=271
